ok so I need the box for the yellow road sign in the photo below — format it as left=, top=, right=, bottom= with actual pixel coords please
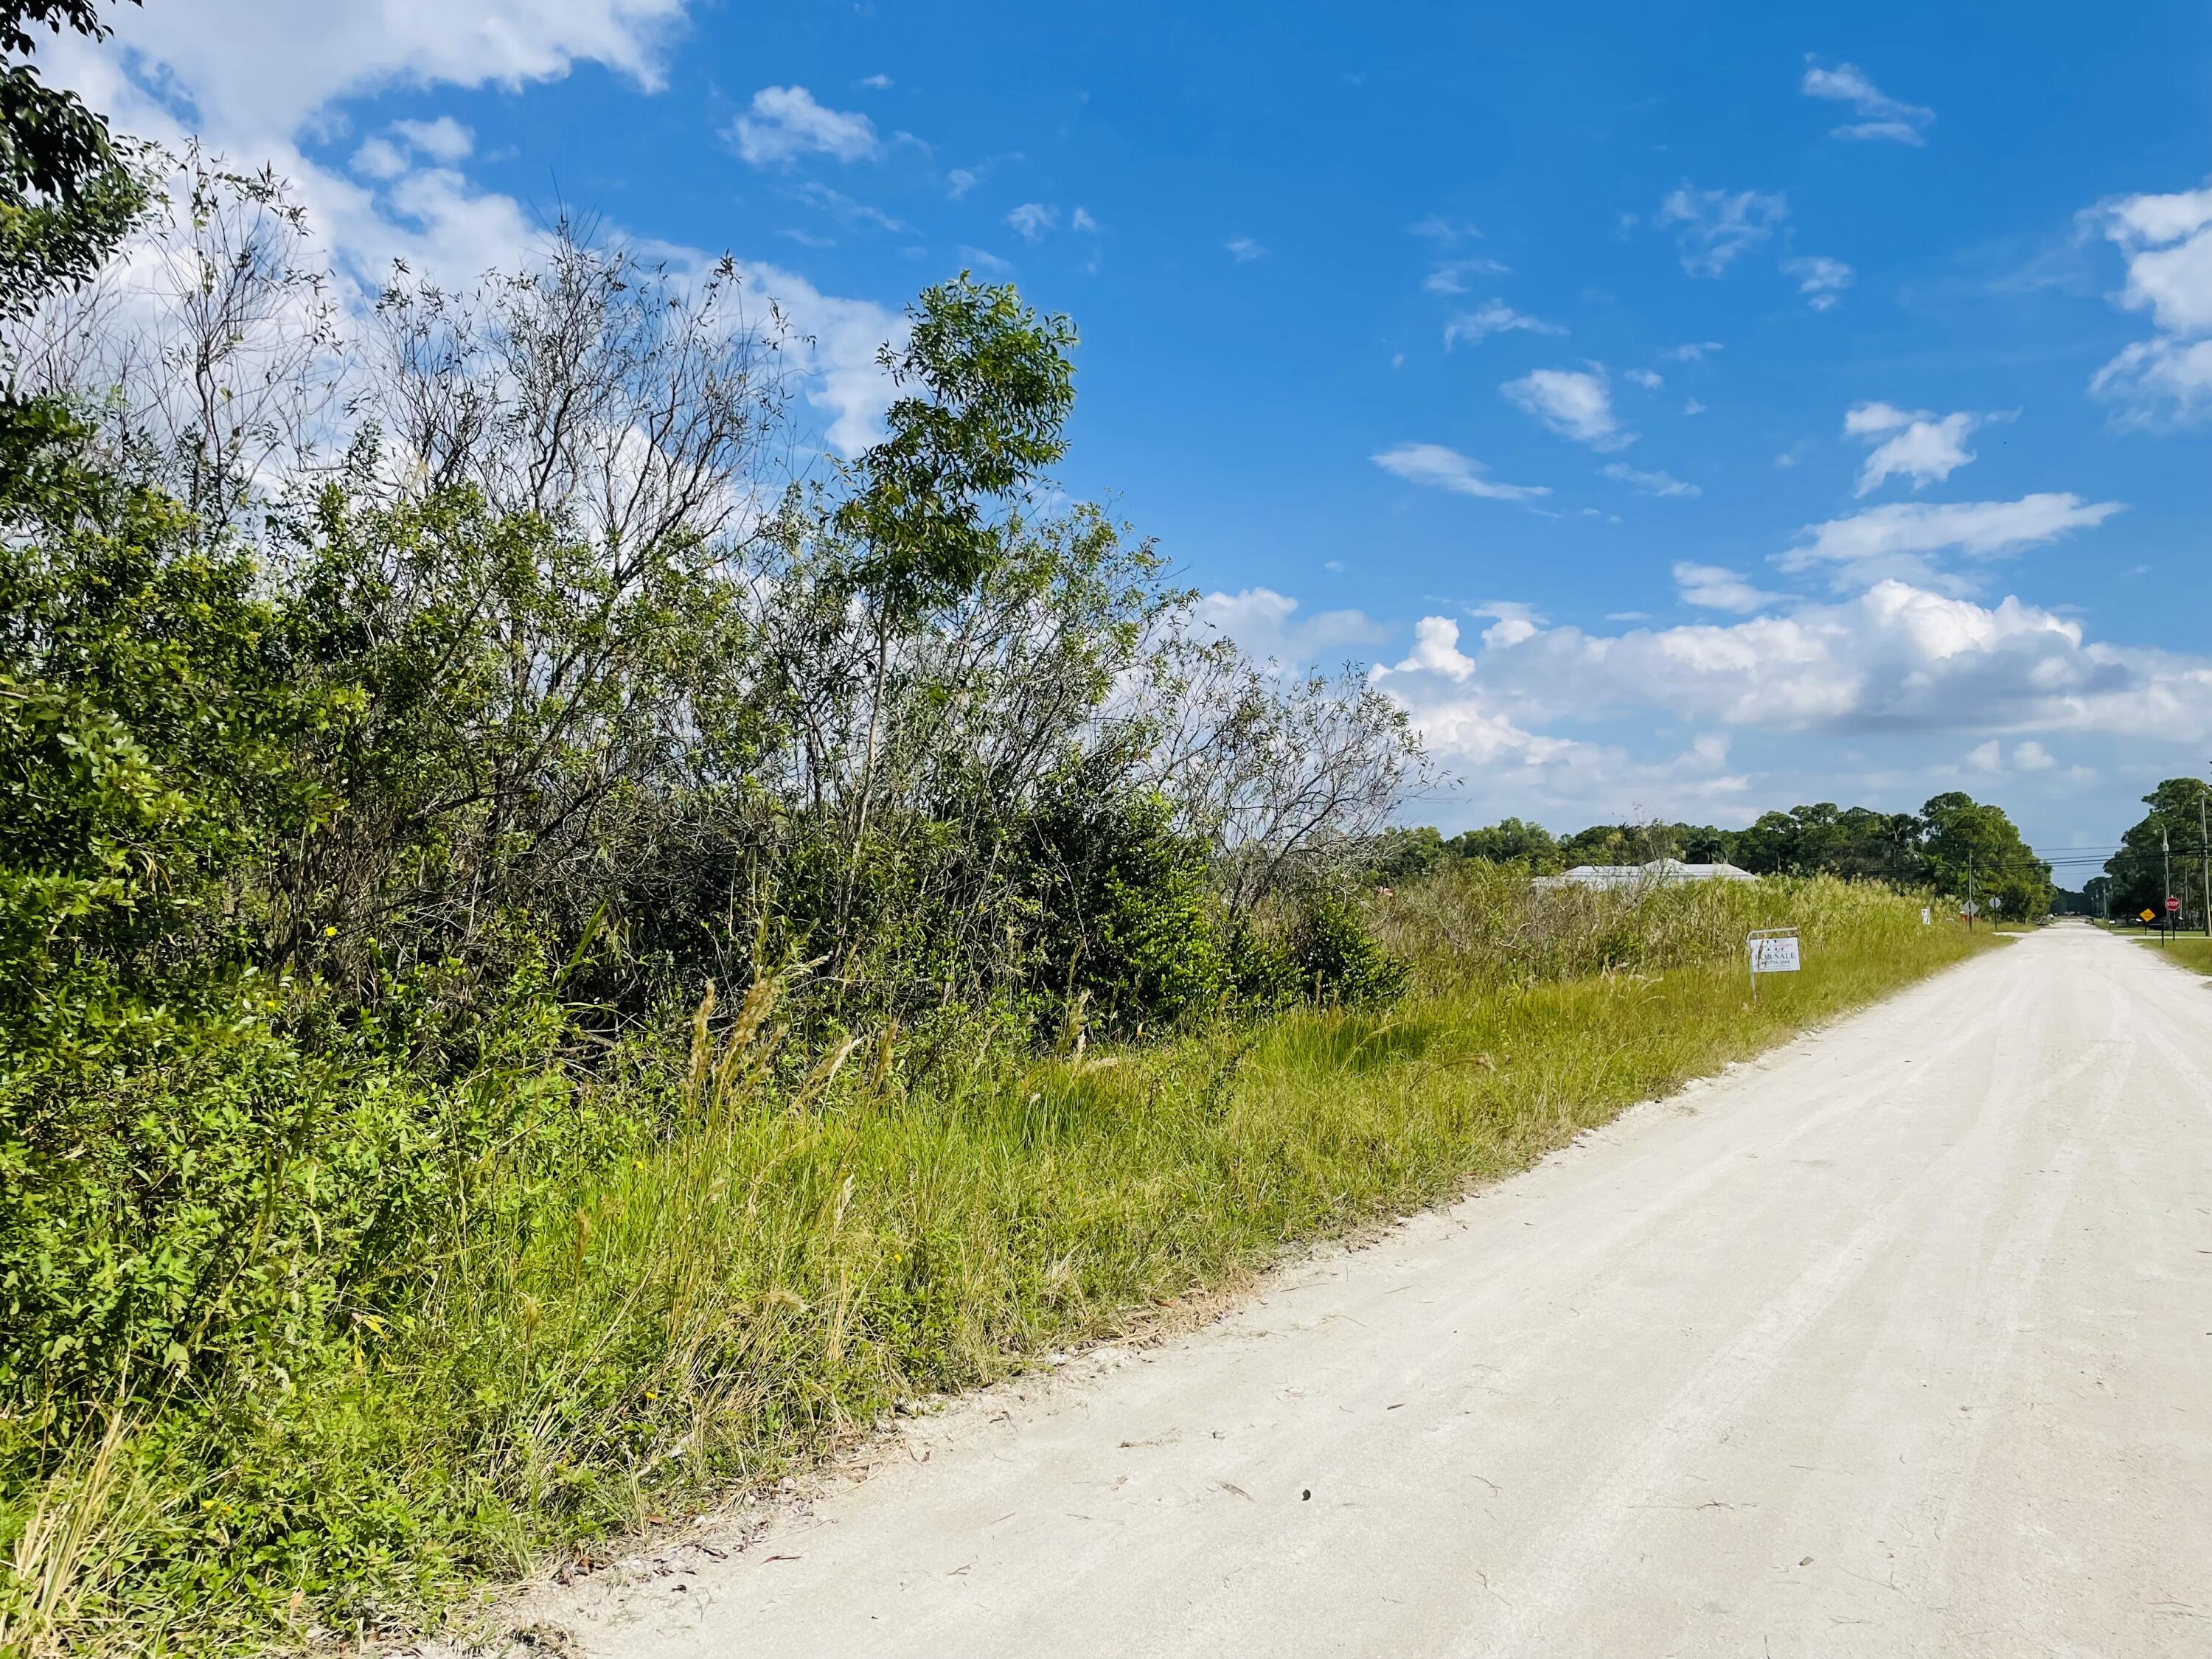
left=2140, top=908, right=2157, bottom=922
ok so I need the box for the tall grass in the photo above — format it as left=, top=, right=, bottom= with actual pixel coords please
left=1, top=875, right=1989, bottom=1655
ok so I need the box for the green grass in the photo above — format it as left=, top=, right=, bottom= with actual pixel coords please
left=2132, top=933, right=2212, bottom=974
left=4, top=879, right=1994, bottom=1656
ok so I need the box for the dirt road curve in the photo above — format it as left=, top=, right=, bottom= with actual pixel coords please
left=512, top=925, right=2212, bottom=1657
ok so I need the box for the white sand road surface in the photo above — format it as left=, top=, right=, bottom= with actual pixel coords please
left=481, top=925, right=2212, bottom=1657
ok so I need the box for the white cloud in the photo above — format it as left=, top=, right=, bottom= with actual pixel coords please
left=1624, top=368, right=1663, bottom=389
left=1071, top=206, right=1100, bottom=234
left=2092, top=338, right=2212, bottom=425
left=1785, top=255, right=1854, bottom=310
left=730, top=85, right=879, bottom=167
left=1841, top=400, right=1918, bottom=437
left=859, top=73, right=893, bottom=90
left=1800, top=60, right=1934, bottom=145
left=1443, top=300, right=1562, bottom=348
left=2087, top=175, right=2212, bottom=425
left=351, top=136, right=408, bottom=180
left=390, top=115, right=473, bottom=164
left=1391, top=615, right=1480, bottom=680
left=1502, top=367, right=1632, bottom=450
left=956, top=244, right=1013, bottom=274
left=1006, top=202, right=1057, bottom=240
left=1778, top=494, right=2125, bottom=587
left=1372, top=442, right=1549, bottom=502
left=352, top=114, right=478, bottom=181
left=1844, top=403, right=1983, bottom=495
left=1368, top=583, right=2212, bottom=829
left=1470, top=601, right=1547, bottom=648
left=1422, top=257, right=1510, bottom=296
left=1662, top=341, right=1725, bottom=362
left=1381, top=580, right=2212, bottom=739
left=1672, top=562, right=1778, bottom=613
left=58, top=0, right=689, bottom=141
left=1657, top=185, right=1787, bottom=276
left=946, top=167, right=978, bottom=198
left=1226, top=236, right=1267, bottom=262
left=1194, top=588, right=1388, bottom=667
left=1604, top=462, right=1699, bottom=498
left=1683, top=398, right=1706, bottom=415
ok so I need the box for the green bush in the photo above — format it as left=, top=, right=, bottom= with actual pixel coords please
left=1023, top=789, right=1228, bottom=1035
left=1293, top=892, right=1409, bottom=1009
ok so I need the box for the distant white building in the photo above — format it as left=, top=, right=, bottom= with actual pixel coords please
left=1532, top=858, right=1759, bottom=891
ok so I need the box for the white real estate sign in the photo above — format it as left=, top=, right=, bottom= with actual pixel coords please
left=1747, top=931, right=1801, bottom=975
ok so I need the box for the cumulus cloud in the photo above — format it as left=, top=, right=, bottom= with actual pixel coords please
left=1226, top=236, right=1267, bottom=262
left=1363, top=583, right=2212, bottom=828
left=1502, top=367, right=1631, bottom=449
left=389, top=115, right=473, bottom=164
left=1657, top=185, right=1787, bottom=276
left=730, top=85, right=880, bottom=167
left=1785, top=254, right=1854, bottom=310
left=1843, top=403, right=1983, bottom=495
left=54, top=0, right=690, bottom=141
left=1800, top=59, right=1934, bottom=145
left=1194, top=588, right=1388, bottom=667
left=1778, top=494, right=2125, bottom=588
left=1672, top=563, right=1779, bottom=612
left=2087, top=175, right=2212, bottom=425
left=1443, top=300, right=1562, bottom=348
left=1371, top=442, right=1549, bottom=501
left=1379, top=580, right=2212, bottom=739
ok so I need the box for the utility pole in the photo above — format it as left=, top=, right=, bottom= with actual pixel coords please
left=2163, top=826, right=2172, bottom=948
left=1966, top=850, right=1975, bottom=932
left=2201, top=771, right=2209, bottom=939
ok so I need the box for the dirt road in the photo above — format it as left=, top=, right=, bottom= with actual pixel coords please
left=513, top=925, right=2212, bottom=1656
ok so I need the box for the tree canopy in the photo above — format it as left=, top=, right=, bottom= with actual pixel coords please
left=1405, top=792, right=2052, bottom=919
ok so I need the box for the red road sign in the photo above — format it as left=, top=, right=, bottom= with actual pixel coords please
left=2167, top=896, right=2183, bottom=912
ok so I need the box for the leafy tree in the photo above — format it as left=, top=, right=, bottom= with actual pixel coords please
left=2105, top=777, right=2212, bottom=922
left=0, top=0, right=143, bottom=326
left=1368, top=825, right=1449, bottom=883
left=1920, top=790, right=2051, bottom=921
left=1733, top=803, right=1919, bottom=880
left=1556, top=820, right=1734, bottom=867
left=1448, top=816, right=1560, bottom=869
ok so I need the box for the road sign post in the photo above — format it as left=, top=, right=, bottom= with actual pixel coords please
left=1747, top=928, right=1801, bottom=1004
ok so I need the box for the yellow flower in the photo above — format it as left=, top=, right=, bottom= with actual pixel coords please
left=323, top=925, right=337, bottom=937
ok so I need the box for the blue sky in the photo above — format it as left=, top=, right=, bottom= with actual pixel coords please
left=63, top=0, right=2212, bottom=860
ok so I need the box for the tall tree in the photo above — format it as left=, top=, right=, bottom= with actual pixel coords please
left=1920, top=791, right=2052, bottom=922
left=2105, top=777, right=2212, bottom=922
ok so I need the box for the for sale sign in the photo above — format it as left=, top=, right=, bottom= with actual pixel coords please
left=1747, top=931, right=1801, bottom=975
